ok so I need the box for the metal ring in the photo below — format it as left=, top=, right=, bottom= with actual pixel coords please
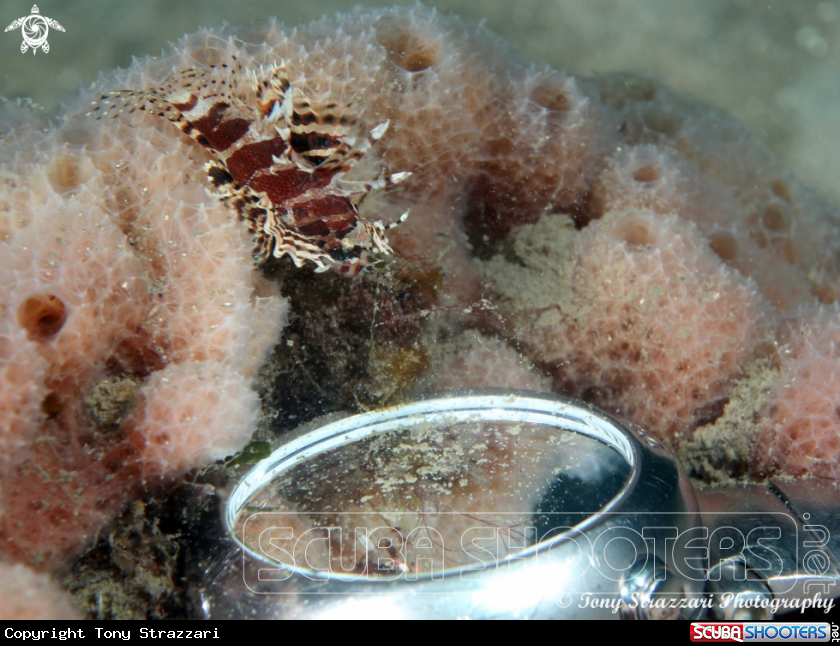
left=224, top=390, right=703, bottom=619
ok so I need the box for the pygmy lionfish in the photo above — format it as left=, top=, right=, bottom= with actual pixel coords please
left=90, top=57, right=410, bottom=275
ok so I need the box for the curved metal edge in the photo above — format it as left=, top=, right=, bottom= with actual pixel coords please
left=225, top=390, right=650, bottom=576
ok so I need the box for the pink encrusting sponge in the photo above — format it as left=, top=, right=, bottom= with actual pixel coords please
left=2, top=3, right=840, bottom=580
left=560, top=209, right=762, bottom=444
left=0, top=562, right=80, bottom=620
left=753, top=308, right=840, bottom=480
left=0, top=98, right=287, bottom=568
left=485, top=209, right=763, bottom=447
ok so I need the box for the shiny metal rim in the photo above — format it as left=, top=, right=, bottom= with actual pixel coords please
left=226, top=390, right=643, bottom=577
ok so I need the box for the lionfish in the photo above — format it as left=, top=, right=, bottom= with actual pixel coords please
left=89, top=57, right=410, bottom=275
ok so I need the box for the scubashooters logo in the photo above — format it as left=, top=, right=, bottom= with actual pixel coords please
left=690, top=622, right=832, bottom=642
left=5, top=5, right=64, bottom=54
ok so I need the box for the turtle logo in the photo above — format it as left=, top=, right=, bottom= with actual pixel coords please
left=5, top=5, right=64, bottom=55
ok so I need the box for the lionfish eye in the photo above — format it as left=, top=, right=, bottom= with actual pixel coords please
left=330, top=248, right=352, bottom=262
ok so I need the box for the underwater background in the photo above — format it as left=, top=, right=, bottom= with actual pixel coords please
left=2, top=0, right=839, bottom=204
